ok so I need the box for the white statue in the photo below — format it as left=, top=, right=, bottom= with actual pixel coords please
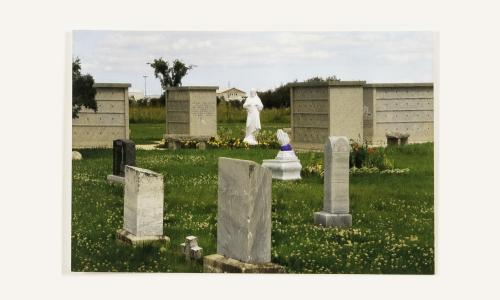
left=243, top=88, right=263, bottom=145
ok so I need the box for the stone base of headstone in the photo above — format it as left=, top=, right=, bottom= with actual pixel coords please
left=107, top=174, right=125, bottom=185
left=262, top=159, right=302, bottom=180
left=203, top=254, right=285, bottom=273
left=314, top=211, right=352, bottom=228
left=116, top=229, right=170, bottom=247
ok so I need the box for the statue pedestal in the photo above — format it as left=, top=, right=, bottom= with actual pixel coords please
left=262, top=150, right=302, bottom=180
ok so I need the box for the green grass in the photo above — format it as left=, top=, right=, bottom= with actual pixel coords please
left=129, top=105, right=290, bottom=124
left=217, top=105, right=290, bottom=123
left=72, top=130, right=434, bottom=273
left=130, top=123, right=165, bottom=144
left=129, top=105, right=165, bottom=124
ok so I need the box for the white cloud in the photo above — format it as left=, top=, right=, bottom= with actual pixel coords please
left=73, top=31, right=433, bottom=94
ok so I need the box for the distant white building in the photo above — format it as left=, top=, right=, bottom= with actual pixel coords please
left=216, top=87, right=247, bottom=102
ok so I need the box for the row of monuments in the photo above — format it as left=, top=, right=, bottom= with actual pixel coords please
left=72, top=81, right=434, bottom=149
left=161, top=81, right=434, bottom=150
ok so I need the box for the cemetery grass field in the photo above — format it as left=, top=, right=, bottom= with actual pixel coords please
left=72, top=123, right=434, bottom=274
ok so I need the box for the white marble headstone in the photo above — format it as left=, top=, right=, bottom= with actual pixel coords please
left=124, top=166, right=164, bottom=237
left=217, top=157, right=272, bottom=263
left=314, top=136, right=352, bottom=227
left=324, top=136, right=350, bottom=213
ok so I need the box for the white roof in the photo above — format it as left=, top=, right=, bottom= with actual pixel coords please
left=217, top=87, right=246, bottom=94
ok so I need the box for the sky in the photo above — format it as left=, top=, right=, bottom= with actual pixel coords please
left=73, top=31, right=434, bottom=96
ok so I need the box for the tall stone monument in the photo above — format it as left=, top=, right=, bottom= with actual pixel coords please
left=363, top=83, right=434, bottom=145
left=314, top=136, right=352, bottom=227
left=72, top=83, right=131, bottom=148
left=116, top=166, right=169, bottom=246
left=290, top=81, right=365, bottom=150
left=204, top=158, right=284, bottom=273
left=107, top=139, right=136, bottom=185
left=164, top=86, right=218, bottom=149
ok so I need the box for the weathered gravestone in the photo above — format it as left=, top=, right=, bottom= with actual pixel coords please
left=204, top=158, right=284, bottom=273
left=314, top=136, right=352, bottom=227
left=116, top=166, right=169, bottom=246
left=107, top=139, right=135, bottom=185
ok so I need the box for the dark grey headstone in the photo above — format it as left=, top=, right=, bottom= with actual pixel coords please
left=112, top=139, right=136, bottom=176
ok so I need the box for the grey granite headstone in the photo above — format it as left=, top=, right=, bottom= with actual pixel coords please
left=108, top=139, right=136, bottom=185
left=113, top=139, right=136, bottom=176
left=217, top=157, right=272, bottom=264
left=314, top=136, right=352, bottom=227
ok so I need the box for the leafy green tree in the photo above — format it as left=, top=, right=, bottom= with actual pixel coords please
left=305, top=75, right=340, bottom=83
left=148, top=58, right=194, bottom=91
left=257, top=83, right=291, bottom=108
left=72, top=58, right=97, bottom=118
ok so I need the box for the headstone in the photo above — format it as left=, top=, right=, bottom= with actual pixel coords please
left=107, top=139, right=135, bottom=185
left=262, top=129, right=302, bottom=180
left=314, top=136, right=352, bottom=227
left=116, top=166, right=169, bottom=246
left=204, top=158, right=284, bottom=273
left=180, top=236, right=203, bottom=260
